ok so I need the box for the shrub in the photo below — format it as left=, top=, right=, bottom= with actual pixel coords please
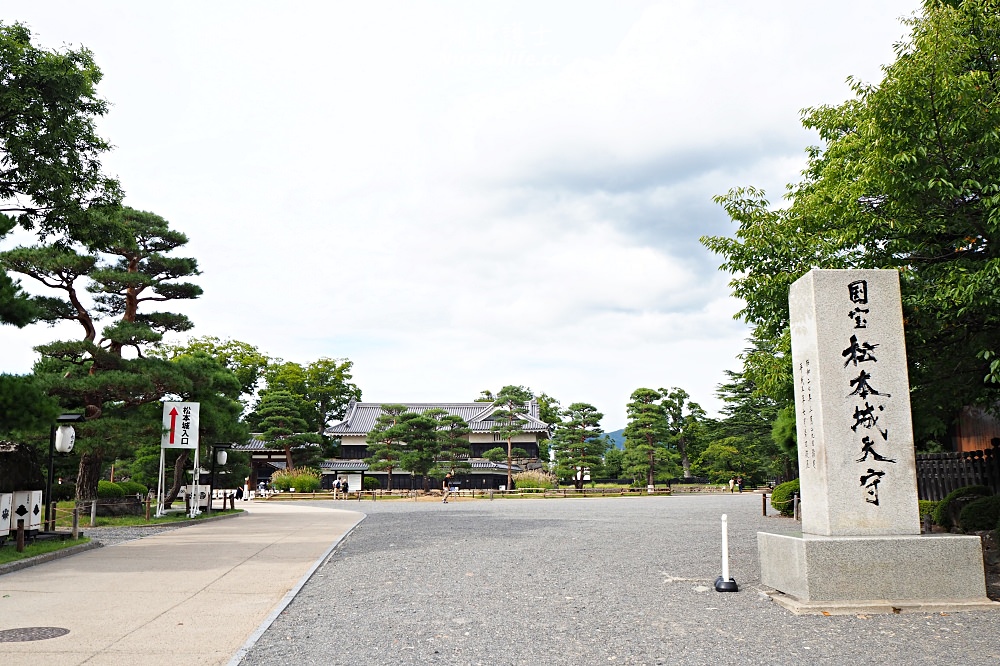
left=50, top=483, right=76, bottom=502
left=958, top=496, right=1000, bottom=532
left=271, top=467, right=321, bottom=492
left=97, top=480, right=125, bottom=498
left=512, top=470, right=557, bottom=489
left=117, top=480, right=148, bottom=496
left=770, top=478, right=800, bottom=517
left=918, top=500, right=939, bottom=519
left=362, top=476, right=381, bottom=490
left=932, top=485, right=992, bottom=529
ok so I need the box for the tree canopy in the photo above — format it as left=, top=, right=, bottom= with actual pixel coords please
left=701, top=0, right=1000, bottom=445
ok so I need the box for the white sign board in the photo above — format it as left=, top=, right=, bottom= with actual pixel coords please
left=161, top=402, right=200, bottom=449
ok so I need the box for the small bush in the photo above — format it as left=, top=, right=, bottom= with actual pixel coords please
left=512, top=470, right=558, bottom=489
left=918, top=500, right=939, bottom=519
left=97, top=480, right=125, bottom=498
left=771, top=478, right=800, bottom=517
left=933, top=485, right=992, bottom=529
left=117, top=480, right=148, bottom=496
left=362, top=476, right=381, bottom=490
left=50, top=483, right=76, bottom=502
left=271, top=467, right=321, bottom=492
left=959, top=496, right=1000, bottom=532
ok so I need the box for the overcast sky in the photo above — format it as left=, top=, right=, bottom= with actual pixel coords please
left=3, top=1, right=919, bottom=430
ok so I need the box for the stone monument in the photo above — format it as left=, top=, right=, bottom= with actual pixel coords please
left=758, top=269, right=996, bottom=613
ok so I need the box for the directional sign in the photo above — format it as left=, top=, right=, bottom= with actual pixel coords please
left=162, top=402, right=200, bottom=449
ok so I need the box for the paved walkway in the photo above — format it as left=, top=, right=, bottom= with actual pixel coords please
left=0, top=501, right=363, bottom=666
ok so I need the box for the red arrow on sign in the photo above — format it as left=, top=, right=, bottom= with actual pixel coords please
left=168, top=407, right=178, bottom=444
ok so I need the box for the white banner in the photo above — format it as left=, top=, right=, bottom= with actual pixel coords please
left=161, top=402, right=200, bottom=449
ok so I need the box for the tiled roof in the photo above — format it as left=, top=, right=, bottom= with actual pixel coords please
left=320, top=460, right=370, bottom=472
left=233, top=436, right=320, bottom=452
left=326, top=401, right=549, bottom=436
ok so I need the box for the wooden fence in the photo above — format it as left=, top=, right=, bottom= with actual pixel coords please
left=915, top=446, right=1000, bottom=501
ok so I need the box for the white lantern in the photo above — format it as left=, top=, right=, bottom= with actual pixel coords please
left=54, top=425, right=76, bottom=453
left=216, top=449, right=228, bottom=465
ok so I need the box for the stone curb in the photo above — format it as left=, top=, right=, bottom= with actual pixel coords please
left=0, top=510, right=243, bottom=576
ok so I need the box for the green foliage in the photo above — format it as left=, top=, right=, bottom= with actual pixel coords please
left=116, top=480, right=148, bottom=496
left=0, top=22, right=121, bottom=236
left=551, top=402, right=606, bottom=489
left=602, top=448, right=624, bottom=478
left=365, top=404, right=409, bottom=489
left=270, top=467, right=321, bottom=492
left=362, top=476, right=381, bottom=490
left=770, top=405, right=797, bottom=457
left=771, top=478, right=800, bottom=517
left=512, top=470, right=557, bottom=489
left=0, top=374, right=59, bottom=434
left=256, top=389, right=322, bottom=467
left=261, top=357, right=361, bottom=436
left=50, top=483, right=76, bottom=502
left=152, top=336, right=270, bottom=398
left=918, top=500, right=939, bottom=519
left=489, top=385, right=535, bottom=489
left=483, top=447, right=507, bottom=463
left=958, top=496, right=1000, bottom=532
left=97, top=480, right=124, bottom=498
left=702, top=2, right=1000, bottom=444
left=623, top=388, right=678, bottom=486
left=933, top=484, right=993, bottom=529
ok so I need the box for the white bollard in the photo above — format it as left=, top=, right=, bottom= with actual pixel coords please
left=715, top=514, right=739, bottom=592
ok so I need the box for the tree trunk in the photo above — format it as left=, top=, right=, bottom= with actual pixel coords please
left=507, top=438, right=513, bottom=490
left=75, top=450, right=104, bottom=501
left=680, top=438, right=691, bottom=478
left=284, top=443, right=293, bottom=470
left=647, top=451, right=655, bottom=488
left=163, top=449, right=190, bottom=508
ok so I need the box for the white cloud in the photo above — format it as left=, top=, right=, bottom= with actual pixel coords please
left=2, top=0, right=918, bottom=429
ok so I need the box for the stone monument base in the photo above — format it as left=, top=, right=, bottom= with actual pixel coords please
left=758, top=531, right=999, bottom=615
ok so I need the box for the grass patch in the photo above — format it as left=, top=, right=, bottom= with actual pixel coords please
left=52, top=501, right=243, bottom=528
left=0, top=537, right=90, bottom=565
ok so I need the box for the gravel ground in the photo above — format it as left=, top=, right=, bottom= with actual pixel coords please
left=235, top=494, right=1000, bottom=666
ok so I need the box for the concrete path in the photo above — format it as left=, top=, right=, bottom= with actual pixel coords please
left=0, top=501, right=363, bottom=666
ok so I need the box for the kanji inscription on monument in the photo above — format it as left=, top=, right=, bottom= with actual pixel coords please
left=789, top=269, right=920, bottom=536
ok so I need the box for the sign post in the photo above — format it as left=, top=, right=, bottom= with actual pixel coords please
left=158, top=402, right=200, bottom=518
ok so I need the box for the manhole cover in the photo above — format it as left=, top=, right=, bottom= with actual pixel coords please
left=0, top=627, right=70, bottom=642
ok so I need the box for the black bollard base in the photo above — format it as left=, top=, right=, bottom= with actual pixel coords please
left=714, top=576, right=739, bottom=592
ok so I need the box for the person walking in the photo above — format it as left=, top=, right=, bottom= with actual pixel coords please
left=334, top=477, right=341, bottom=499
left=341, top=478, right=349, bottom=498
left=729, top=476, right=735, bottom=493
left=442, top=473, right=452, bottom=504
left=736, top=476, right=744, bottom=493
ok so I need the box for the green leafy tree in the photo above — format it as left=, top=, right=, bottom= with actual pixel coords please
left=659, top=387, right=706, bottom=479
left=257, top=390, right=322, bottom=469
left=3, top=207, right=201, bottom=499
left=623, top=388, right=676, bottom=487
left=701, top=1, right=1000, bottom=445
left=259, top=357, right=361, bottom=437
left=427, top=409, right=471, bottom=477
left=396, top=411, right=441, bottom=491
left=365, top=404, right=408, bottom=491
left=602, top=447, right=625, bottom=479
left=534, top=391, right=561, bottom=465
left=552, top=402, right=607, bottom=489
left=483, top=446, right=507, bottom=463
left=706, top=367, right=791, bottom=484
left=153, top=336, right=270, bottom=397
left=489, top=385, right=534, bottom=490
left=0, top=22, right=121, bottom=237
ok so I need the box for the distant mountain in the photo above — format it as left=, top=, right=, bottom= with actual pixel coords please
left=604, top=428, right=625, bottom=450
